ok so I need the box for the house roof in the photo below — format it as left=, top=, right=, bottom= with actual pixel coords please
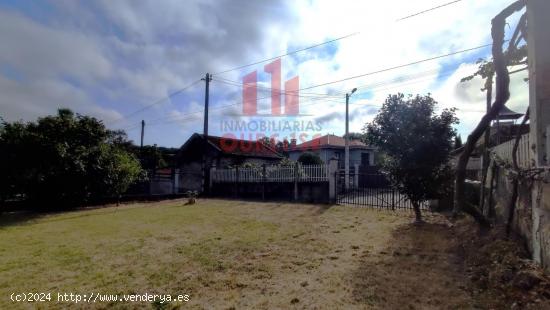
left=180, top=133, right=282, bottom=159
left=290, top=134, right=371, bottom=151
left=496, top=105, right=523, bottom=120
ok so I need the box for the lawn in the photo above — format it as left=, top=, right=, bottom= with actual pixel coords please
left=0, top=199, right=473, bottom=309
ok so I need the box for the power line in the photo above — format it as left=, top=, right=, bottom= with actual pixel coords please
left=112, top=0, right=472, bottom=130
left=212, top=32, right=360, bottom=75
left=126, top=41, right=495, bottom=129
left=211, top=78, right=342, bottom=98
left=112, top=1, right=471, bottom=129
left=212, top=1, right=468, bottom=76
left=107, top=78, right=202, bottom=125
left=211, top=1, right=469, bottom=77
left=122, top=63, right=446, bottom=130
left=145, top=65, right=462, bottom=127
left=298, top=42, right=494, bottom=91
left=122, top=78, right=341, bottom=129
left=146, top=56, right=522, bottom=129
left=143, top=83, right=344, bottom=126
left=147, top=94, right=346, bottom=127
left=397, top=0, right=465, bottom=21
left=353, top=68, right=442, bottom=92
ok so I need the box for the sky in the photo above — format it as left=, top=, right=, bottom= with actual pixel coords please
left=0, top=0, right=529, bottom=148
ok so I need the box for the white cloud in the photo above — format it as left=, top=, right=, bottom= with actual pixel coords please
left=0, top=0, right=528, bottom=146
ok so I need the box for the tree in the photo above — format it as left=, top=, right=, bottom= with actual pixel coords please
left=258, top=136, right=275, bottom=148
left=364, top=93, right=458, bottom=223
left=275, top=139, right=290, bottom=157
left=0, top=109, right=143, bottom=209
left=133, top=145, right=167, bottom=171
left=454, top=135, right=463, bottom=149
left=343, top=132, right=363, bottom=140
left=297, top=152, right=323, bottom=165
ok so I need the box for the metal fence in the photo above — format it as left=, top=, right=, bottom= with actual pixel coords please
left=210, top=164, right=330, bottom=202
left=211, top=164, right=328, bottom=183
left=336, top=170, right=431, bottom=211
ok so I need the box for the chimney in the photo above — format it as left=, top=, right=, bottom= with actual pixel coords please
left=290, top=138, right=297, bottom=148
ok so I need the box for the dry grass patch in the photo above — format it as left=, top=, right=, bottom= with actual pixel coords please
left=0, top=199, right=508, bottom=309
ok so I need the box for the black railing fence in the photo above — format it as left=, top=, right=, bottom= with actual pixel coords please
left=336, top=169, right=431, bottom=211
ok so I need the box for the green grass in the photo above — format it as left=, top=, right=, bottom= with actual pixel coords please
left=0, top=199, right=421, bottom=309
left=0, top=200, right=292, bottom=308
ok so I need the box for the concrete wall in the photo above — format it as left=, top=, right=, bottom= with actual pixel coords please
left=532, top=180, right=550, bottom=268
left=210, top=181, right=330, bottom=203
left=484, top=160, right=550, bottom=271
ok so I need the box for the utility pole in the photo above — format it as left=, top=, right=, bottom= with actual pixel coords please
left=201, top=73, right=212, bottom=194
left=202, top=73, right=212, bottom=136
left=140, top=120, right=145, bottom=149
left=345, top=88, right=357, bottom=190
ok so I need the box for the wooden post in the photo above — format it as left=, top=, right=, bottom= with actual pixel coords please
left=293, top=162, right=299, bottom=201
left=354, top=163, right=359, bottom=189
left=173, top=168, right=180, bottom=194
left=209, top=166, right=215, bottom=194
left=235, top=166, right=239, bottom=198
left=262, top=164, right=267, bottom=200
left=328, top=158, right=338, bottom=203
left=391, top=187, right=395, bottom=211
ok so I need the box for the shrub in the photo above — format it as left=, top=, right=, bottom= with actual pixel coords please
left=0, top=109, right=143, bottom=209
left=297, top=152, right=323, bottom=165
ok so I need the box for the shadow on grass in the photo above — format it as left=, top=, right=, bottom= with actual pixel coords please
left=350, top=221, right=469, bottom=309
left=0, top=211, right=49, bottom=228
left=0, top=196, right=189, bottom=228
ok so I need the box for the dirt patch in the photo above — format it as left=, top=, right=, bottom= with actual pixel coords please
left=350, top=218, right=473, bottom=309
left=451, top=218, right=550, bottom=309
left=349, top=215, right=550, bottom=309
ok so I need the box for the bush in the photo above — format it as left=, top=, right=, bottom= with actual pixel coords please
left=297, top=152, right=323, bottom=165
left=0, top=109, right=143, bottom=209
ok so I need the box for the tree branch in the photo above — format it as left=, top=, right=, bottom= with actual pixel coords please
left=453, top=0, right=526, bottom=225
left=509, top=13, right=527, bottom=52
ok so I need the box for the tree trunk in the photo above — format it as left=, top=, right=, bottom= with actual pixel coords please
left=412, top=201, right=423, bottom=224
left=479, top=74, right=494, bottom=213
left=453, top=0, right=525, bottom=226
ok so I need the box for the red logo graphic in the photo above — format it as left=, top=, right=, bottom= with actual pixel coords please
left=218, top=58, right=322, bottom=155
left=243, top=58, right=299, bottom=116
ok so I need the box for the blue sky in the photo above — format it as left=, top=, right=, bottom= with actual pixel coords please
left=0, top=0, right=529, bottom=147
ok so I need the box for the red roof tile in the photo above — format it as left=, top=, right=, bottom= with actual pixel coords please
left=291, top=134, right=368, bottom=151
left=204, top=135, right=282, bottom=159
